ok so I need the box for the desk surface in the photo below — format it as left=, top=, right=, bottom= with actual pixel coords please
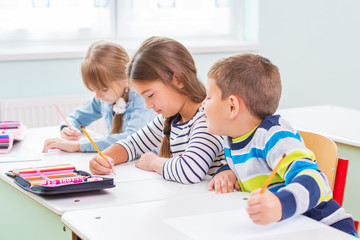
left=0, top=126, right=211, bottom=215
left=277, top=105, right=360, bottom=147
left=2, top=126, right=357, bottom=240
left=62, top=192, right=357, bottom=240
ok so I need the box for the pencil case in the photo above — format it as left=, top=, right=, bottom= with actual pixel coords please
left=6, top=164, right=115, bottom=195
left=0, top=121, right=26, bottom=141
left=0, top=134, right=14, bottom=154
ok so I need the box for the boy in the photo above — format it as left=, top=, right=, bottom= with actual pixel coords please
left=202, top=53, right=358, bottom=237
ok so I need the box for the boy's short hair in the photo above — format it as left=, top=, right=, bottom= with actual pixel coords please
left=208, top=54, right=281, bottom=119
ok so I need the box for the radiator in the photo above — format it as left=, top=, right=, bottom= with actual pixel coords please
left=0, top=94, right=107, bottom=135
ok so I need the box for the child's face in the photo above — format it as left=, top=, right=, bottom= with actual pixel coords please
left=132, top=79, right=185, bottom=118
left=93, top=81, right=126, bottom=105
left=203, top=78, right=231, bottom=136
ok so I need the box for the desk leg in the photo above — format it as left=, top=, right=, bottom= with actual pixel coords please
left=337, top=143, right=360, bottom=220
left=0, top=180, right=72, bottom=240
left=72, top=232, right=79, bottom=240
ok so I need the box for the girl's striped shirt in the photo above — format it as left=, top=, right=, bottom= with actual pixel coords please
left=116, top=106, right=225, bottom=184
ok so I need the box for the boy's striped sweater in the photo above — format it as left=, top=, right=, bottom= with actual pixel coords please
left=221, top=115, right=356, bottom=236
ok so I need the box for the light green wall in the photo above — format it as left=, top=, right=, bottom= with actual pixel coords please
left=1, top=0, right=360, bottom=111
left=258, top=0, right=360, bottom=110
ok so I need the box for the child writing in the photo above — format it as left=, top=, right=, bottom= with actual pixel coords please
left=89, top=36, right=225, bottom=184
left=202, top=53, right=358, bottom=236
left=43, top=40, right=156, bottom=153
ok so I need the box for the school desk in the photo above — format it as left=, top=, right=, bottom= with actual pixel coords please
left=277, top=105, right=360, bottom=220
left=0, top=127, right=210, bottom=240
left=62, top=191, right=357, bottom=240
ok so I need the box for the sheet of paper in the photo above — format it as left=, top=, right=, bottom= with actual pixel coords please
left=163, top=208, right=326, bottom=240
left=103, top=161, right=162, bottom=183
left=0, top=154, right=42, bottom=163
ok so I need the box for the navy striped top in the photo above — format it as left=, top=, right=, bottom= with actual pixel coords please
left=116, top=106, right=225, bottom=184
left=224, top=115, right=356, bottom=236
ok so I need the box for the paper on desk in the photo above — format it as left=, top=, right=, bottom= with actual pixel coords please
left=0, top=154, right=42, bottom=163
left=104, top=161, right=162, bottom=183
left=163, top=208, right=326, bottom=240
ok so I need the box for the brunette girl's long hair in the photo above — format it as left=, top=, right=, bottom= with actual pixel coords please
left=127, top=36, right=206, bottom=157
left=81, top=40, right=130, bottom=133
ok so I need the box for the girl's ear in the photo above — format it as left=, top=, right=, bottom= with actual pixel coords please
left=172, top=73, right=184, bottom=89
left=228, top=95, right=241, bottom=120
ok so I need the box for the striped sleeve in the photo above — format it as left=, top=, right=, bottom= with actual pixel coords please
left=265, top=129, right=333, bottom=220
left=162, top=119, right=224, bottom=184
left=116, top=115, right=163, bottom=161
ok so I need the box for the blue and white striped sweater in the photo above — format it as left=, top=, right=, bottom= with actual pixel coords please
left=117, top=107, right=225, bottom=184
left=224, top=115, right=356, bottom=235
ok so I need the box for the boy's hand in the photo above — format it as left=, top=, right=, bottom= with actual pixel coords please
left=246, top=188, right=282, bottom=225
left=42, top=138, right=80, bottom=153
left=60, top=127, right=81, bottom=141
left=208, top=169, right=240, bottom=193
left=89, top=154, right=115, bottom=175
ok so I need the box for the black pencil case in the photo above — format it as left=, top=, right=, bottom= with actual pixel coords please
left=6, top=170, right=115, bottom=195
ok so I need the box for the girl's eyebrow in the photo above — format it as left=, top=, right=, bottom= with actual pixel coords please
left=140, top=89, right=151, bottom=95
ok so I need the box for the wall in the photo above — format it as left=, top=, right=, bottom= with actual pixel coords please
left=1, top=0, right=360, bottom=110
left=258, top=0, right=360, bottom=110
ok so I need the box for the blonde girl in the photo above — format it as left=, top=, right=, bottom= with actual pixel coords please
left=89, top=36, right=224, bottom=184
left=43, top=40, right=156, bottom=153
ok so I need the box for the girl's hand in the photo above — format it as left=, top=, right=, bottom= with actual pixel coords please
left=135, top=152, right=167, bottom=175
left=135, top=152, right=158, bottom=172
left=42, top=138, right=80, bottom=153
left=89, top=154, right=115, bottom=175
left=208, top=169, right=240, bottom=193
left=246, top=188, right=282, bottom=225
left=60, top=127, right=81, bottom=141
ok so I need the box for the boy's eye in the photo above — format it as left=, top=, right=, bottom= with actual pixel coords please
left=148, top=93, right=154, bottom=98
left=102, top=88, right=109, bottom=92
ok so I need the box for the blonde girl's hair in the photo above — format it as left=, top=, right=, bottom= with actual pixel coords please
left=81, top=40, right=130, bottom=134
left=208, top=53, right=281, bottom=120
left=127, top=36, right=206, bottom=158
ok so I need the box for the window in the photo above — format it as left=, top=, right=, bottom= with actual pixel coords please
left=0, top=0, right=258, bottom=61
left=0, top=0, right=114, bottom=41
left=117, top=0, right=233, bottom=39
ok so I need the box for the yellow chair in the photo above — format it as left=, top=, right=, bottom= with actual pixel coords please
left=298, top=130, right=358, bottom=233
left=298, top=130, right=338, bottom=190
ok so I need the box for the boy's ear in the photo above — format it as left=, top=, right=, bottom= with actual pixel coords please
left=172, top=73, right=184, bottom=89
left=228, top=95, right=241, bottom=120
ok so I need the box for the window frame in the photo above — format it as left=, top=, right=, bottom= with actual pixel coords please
left=0, top=0, right=258, bottom=61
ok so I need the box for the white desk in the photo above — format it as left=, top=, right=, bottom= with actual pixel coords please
left=62, top=192, right=357, bottom=240
left=0, top=127, right=211, bottom=240
left=277, top=105, right=360, bottom=220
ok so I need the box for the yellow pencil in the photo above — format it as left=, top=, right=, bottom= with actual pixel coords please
left=260, top=153, right=286, bottom=194
left=80, top=125, right=116, bottom=175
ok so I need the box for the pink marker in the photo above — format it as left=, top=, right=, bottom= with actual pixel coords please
left=20, top=169, right=75, bottom=178
left=40, top=176, right=86, bottom=186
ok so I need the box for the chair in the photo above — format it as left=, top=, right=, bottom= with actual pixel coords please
left=298, top=130, right=349, bottom=206
left=298, top=130, right=339, bottom=191
left=299, top=131, right=358, bottom=233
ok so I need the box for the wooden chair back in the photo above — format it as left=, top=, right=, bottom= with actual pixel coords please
left=298, top=130, right=338, bottom=190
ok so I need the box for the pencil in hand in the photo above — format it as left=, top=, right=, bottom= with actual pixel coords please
left=80, top=125, right=116, bottom=175
left=260, top=153, right=286, bottom=194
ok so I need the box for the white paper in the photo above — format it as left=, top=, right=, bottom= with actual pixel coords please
left=0, top=154, right=42, bottom=163
left=163, top=208, right=326, bottom=240
left=103, top=161, right=162, bottom=183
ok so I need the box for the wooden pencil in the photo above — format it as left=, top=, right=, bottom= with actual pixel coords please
left=80, top=125, right=116, bottom=175
left=260, top=153, right=287, bottom=194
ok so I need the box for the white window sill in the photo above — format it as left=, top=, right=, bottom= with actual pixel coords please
left=0, top=39, right=259, bottom=62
